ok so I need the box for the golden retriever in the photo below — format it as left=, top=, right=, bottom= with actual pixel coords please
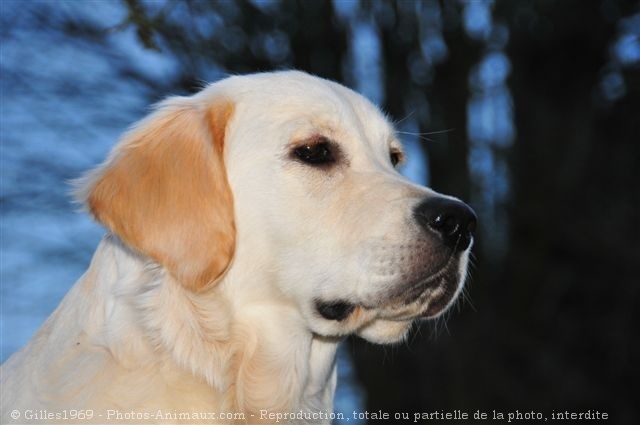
left=1, top=71, right=476, bottom=424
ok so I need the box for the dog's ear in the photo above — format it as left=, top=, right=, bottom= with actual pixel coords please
left=79, top=97, right=235, bottom=291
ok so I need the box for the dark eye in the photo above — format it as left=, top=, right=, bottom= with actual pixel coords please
left=390, top=151, right=401, bottom=167
left=293, top=141, right=335, bottom=165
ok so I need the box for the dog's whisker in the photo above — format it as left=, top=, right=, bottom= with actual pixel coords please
left=392, top=110, right=416, bottom=126
left=396, top=128, right=456, bottom=144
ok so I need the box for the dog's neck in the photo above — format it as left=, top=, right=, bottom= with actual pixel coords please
left=79, top=235, right=339, bottom=418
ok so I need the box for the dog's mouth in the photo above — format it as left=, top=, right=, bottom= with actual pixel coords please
left=315, top=300, right=356, bottom=321
left=315, top=254, right=463, bottom=323
left=397, top=253, right=458, bottom=304
left=388, top=256, right=462, bottom=320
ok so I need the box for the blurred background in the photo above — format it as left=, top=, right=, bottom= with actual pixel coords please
left=1, top=0, right=639, bottom=423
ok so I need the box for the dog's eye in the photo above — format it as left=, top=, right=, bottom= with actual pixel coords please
left=390, top=150, right=402, bottom=167
left=293, top=141, right=335, bottom=165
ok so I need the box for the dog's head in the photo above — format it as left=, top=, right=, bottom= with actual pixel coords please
left=81, top=71, right=476, bottom=344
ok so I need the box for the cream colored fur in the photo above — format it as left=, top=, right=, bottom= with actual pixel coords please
left=1, top=71, right=472, bottom=424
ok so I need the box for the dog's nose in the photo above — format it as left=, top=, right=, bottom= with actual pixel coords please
left=414, top=197, right=477, bottom=252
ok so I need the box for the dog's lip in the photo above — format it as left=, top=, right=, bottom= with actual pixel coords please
left=315, top=299, right=356, bottom=321
left=376, top=290, right=452, bottom=321
left=319, top=255, right=461, bottom=323
left=399, top=253, right=457, bottom=305
left=372, top=255, right=460, bottom=321
left=419, top=291, right=452, bottom=318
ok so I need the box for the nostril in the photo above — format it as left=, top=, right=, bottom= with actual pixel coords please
left=430, top=214, right=461, bottom=237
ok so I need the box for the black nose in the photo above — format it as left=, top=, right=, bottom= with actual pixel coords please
left=414, top=197, right=477, bottom=252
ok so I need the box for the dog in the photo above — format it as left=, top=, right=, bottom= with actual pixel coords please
left=1, top=71, right=476, bottom=424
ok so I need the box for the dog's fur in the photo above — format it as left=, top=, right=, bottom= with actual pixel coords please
left=1, top=71, right=473, bottom=424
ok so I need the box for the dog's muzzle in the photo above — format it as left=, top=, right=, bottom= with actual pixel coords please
left=314, top=196, right=477, bottom=322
